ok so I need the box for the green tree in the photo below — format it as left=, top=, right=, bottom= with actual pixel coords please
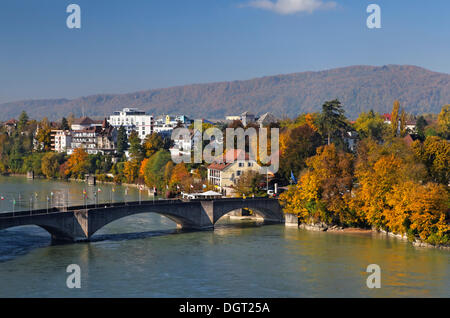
left=353, top=110, right=387, bottom=141
left=18, top=111, right=29, bottom=132
left=61, top=117, right=69, bottom=130
left=128, top=130, right=143, bottom=161
left=319, top=99, right=348, bottom=145
left=416, top=116, right=428, bottom=141
left=116, top=126, right=128, bottom=156
left=143, top=150, right=171, bottom=189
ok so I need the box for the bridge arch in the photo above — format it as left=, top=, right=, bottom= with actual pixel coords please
left=212, top=199, right=284, bottom=225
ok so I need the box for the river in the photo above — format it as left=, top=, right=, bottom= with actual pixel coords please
left=0, top=176, right=448, bottom=297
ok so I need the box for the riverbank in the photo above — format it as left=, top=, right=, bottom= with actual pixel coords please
left=285, top=215, right=450, bottom=250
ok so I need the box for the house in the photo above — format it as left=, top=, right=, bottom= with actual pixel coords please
left=108, top=108, right=154, bottom=140
left=256, top=112, right=278, bottom=128
left=71, top=116, right=103, bottom=131
left=3, top=119, right=18, bottom=135
left=403, top=134, right=420, bottom=147
left=207, top=150, right=262, bottom=195
left=50, top=130, right=72, bottom=153
left=381, top=113, right=392, bottom=125
left=68, top=119, right=117, bottom=155
left=240, top=111, right=255, bottom=126
left=169, top=129, right=202, bottom=158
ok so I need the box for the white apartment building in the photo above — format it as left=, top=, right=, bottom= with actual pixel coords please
left=50, top=130, right=72, bottom=153
left=108, top=108, right=154, bottom=139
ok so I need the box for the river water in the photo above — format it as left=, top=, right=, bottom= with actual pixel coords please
left=0, top=176, right=448, bottom=297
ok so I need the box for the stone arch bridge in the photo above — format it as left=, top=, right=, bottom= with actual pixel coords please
left=0, top=198, right=284, bottom=242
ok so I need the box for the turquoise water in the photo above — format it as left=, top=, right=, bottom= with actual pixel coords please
left=0, top=176, right=449, bottom=297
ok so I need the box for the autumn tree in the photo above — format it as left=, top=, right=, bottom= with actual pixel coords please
left=65, top=148, right=90, bottom=179
left=41, top=152, right=61, bottom=179
left=280, top=144, right=358, bottom=226
left=170, top=163, right=191, bottom=189
left=412, top=136, right=450, bottom=185
left=123, top=160, right=140, bottom=184
left=391, top=100, right=400, bottom=137
left=278, top=124, right=322, bottom=182
left=143, top=133, right=164, bottom=158
left=235, top=170, right=263, bottom=197
left=438, top=104, right=450, bottom=138
left=35, top=117, right=52, bottom=151
left=163, top=161, right=174, bottom=185
left=353, top=110, right=387, bottom=141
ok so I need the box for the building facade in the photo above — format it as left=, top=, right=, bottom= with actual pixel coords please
left=50, top=130, right=72, bottom=153
left=108, top=108, right=154, bottom=140
left=68, top=120, right=117, bottom=155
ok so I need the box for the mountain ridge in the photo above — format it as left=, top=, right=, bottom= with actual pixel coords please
left=1, top=64, right=449, bottom=121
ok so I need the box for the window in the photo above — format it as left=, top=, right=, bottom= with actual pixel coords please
left=237, top=171, right=241, bottom=176
left=239, top=162, right=244, bottom=167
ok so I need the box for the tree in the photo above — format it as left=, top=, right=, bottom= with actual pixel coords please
left=438, top=104, right=450, bottom=138
left=386, top=181, right=449, bottom=244
left=128, top=130, right=143, bottom=162
left=35, top=117, right=52, bottom=151
left=143, top=133, right=164, bottom=158
left=235, top=170, right=263, bottom=197
left=123, top=160, right=140, bottom=184
left=353, top=110, right=387, bottom=141
left=412, top=136, right=450, bottom=185
left=416, top=116, right=428, bottom=141
left=41, top=152, right=60, bottom=178
left=18, top=111, right=29, bottom=132
left=278, top=124, right=322, bottom=182
left=116, top=126, right=128, bottom=156
left=170, top=163, right=191, bottom=189
left=163, top=161, right=174, bottom=185
left=143, top=150, right=171, bottom=189
left=280, top=144, right=358, bottom=226
left=65, top=148, right=90, bottom=179
left=319, top=99, right=348, bottom=145
left=400, top=108, right=407, bottom=136
left=391, top=100, right=400, bottom=137
left=61, top=117, right=69, bottom=130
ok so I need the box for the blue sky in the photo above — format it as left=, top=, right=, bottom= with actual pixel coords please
left=0, top=0, right=449, bottom=103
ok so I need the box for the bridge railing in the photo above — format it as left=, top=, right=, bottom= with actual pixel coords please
left=0, top=196, right=277, bottom=219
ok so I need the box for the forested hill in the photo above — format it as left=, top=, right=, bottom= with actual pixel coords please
left=1, top=65, right=449, bottom=121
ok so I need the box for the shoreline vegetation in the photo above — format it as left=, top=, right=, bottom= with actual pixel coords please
left=0, top=101, right=448, bottom=248
left=295, top=220, right=450, bottom=250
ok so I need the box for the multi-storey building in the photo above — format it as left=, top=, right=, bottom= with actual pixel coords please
left=68, top=119, right=117, bottom=155
left=108, top=108, right=154, bottom=140
left=50, top=130, right=72, bottom=153
left=207, top=150, right=262, bottom=195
